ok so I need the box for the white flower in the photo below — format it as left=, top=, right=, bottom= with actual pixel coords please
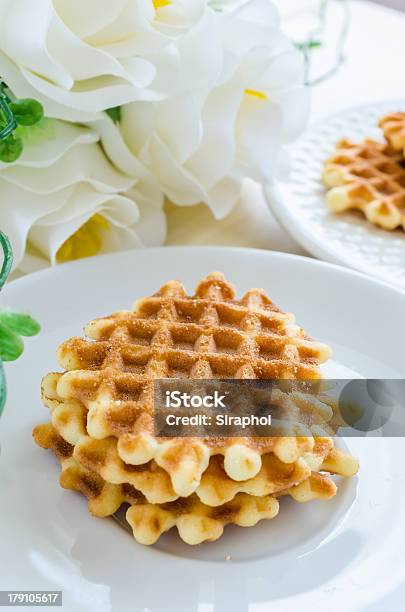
left=0, top=0, right=212, bottom=122
left=0, top=120, right=165, bottom=274
left=0, top=0, right=309, bottom=262
left=100, top=0, right=309, bottom=218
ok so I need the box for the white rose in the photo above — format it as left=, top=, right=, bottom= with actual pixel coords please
left=0, top=0, right=309, bottom=262
left=0, top=0, right=212, bottom=122
left=0, top=120, right=165, bottom=274
left=100, top=0, right=309, bottom=218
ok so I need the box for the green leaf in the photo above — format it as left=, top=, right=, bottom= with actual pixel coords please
left=0, top=322, right=24, bottom=361
left=9, top=99, right=44, bottom=126
left=0, top=312, right=40, bottom=336
left=0, top=134, right=23, bottom=163
left=106, top=106, right=121, bottom=123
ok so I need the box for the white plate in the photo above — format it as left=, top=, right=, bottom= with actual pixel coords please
left=265, top=100, right=405, bottom=290
left=0, top=247, right=405, bottom=612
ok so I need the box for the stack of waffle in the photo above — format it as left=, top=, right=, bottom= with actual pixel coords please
left=323, top=112, right=405, bottom=231
left=33, top=273, right=359, bottom=546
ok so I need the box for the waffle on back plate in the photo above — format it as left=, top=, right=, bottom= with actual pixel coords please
left=33, top=423, right=348, bottom=546
left=323, top=139, right=405, bottom=231
left=379, top=113, right=405, bottom=154
left=45, top=273, right=332, bottom=496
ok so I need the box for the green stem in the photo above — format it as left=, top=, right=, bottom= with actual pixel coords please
left=0, top=232, right=12, bottom=417
left=0, top=94, right=17, bottom=141
left=0, top=231, right=12, bottom=291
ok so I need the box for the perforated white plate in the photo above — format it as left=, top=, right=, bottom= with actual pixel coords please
left=265, top=100, right=405, bottom=290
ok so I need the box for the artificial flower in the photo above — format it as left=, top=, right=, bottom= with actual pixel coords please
left=0, top=119, right=166, bottom=274
left=99, top=0, right=309, bottom=218
left=0, top=0, right=310, bottom=264
left=0, top=0, right=213, bottom=122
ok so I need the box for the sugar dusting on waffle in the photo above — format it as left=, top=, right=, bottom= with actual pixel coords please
left=33, top=273, right=359, bottom=546
left=53, top=273, right=332, bottom=494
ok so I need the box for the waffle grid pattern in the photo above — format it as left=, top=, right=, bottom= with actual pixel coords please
left=33, top=273, right=359, bottom=545
left=323, top=136, right=405, bottom=231
left=54, top=274, right=332, bottom=494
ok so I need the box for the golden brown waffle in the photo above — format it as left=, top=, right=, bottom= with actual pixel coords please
left=323, top=139, right=405, bottom=231
left=379, top=113, right=405, bottom=154
left=47, top=273, right=332, bottom=495
left=33, top=423, right=345, bottom=545
left=33, top=423, right=127, bottom=517
left=40, top=373, right=350, bottom=506
left=41, top=368, right=347, bottom=502
left=126, top=492, right=281, bottom=546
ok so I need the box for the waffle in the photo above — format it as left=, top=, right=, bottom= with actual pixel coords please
left=323, top=139, right=405, bottom=231
left=127, top=467, right=340, bottom=545
left=33, top=423, right=344, bottom=545
left=41, top=372, right=351, bottom=506
left=48, top=273, right=332, bottom=495
left=379, top=113, right=405, bottom=154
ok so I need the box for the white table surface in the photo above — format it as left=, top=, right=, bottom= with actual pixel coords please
left=166, top=0, right=405, bottom=255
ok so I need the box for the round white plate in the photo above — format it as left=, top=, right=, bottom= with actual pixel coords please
left=1, top=247, right=405, bottom=612
left=265, top=100, right=405, bottom=290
